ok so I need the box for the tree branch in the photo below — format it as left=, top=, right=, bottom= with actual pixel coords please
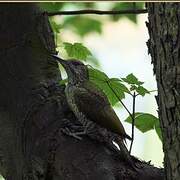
left=47, top=9, right=148, bottom=16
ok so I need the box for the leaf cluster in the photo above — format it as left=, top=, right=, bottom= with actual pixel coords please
left=111, top=2, right=144, bottom=23
left=40, top=2, right=145, bottom=38
left=125, top=113, right=162, bottom=141
left=88, top=67, right=161, bottom=141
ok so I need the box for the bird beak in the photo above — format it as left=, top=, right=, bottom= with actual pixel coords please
left=51, top=54, right=68, bottom=69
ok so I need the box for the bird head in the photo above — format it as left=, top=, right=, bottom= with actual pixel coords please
left=52, top=55, right=88, bottom=84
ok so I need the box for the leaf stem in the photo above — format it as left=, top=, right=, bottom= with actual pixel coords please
left=47, top=9, right=147, bottom=16
left=129, top=92, right=136, bottom=154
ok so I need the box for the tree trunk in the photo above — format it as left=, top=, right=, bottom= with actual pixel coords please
left=147, top=2, right=180, bottom=180
left=0, top=3, right=163, bottom=180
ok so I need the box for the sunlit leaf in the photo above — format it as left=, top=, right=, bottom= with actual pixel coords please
left=122, top=73, right=144, bottom=86
left=88, top=67, right=109, bottom=82
left=110, top=78, right=122, bottom=82
left=106, top=79, right=128, bottom=105
left=63, top=42, right=92, bottom=60
left=108, top=78, right=130, bottom=94
left=63, top=16, right=102, bottom=37
left=136, top=86, right=150, bottom=96
left=86, top=56, right=100, bottom=67
left=125, top=112, right=159, bottom=133
left=88, top=68, right=129, bottom=106
left=111, top=2, right=145, bottom=24
left=129, top=85, right=137, bottom=91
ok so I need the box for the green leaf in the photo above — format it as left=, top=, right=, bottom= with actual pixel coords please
left=136, top=86, right=150, bottom=96
left=125, top=112, right=159, bottom=133
left=155, top=120, right=162, bottom=141
left=106, top=80, right=126, bottom=105
left=88, top=68, right=119, bottom=105
left=109, top=78, right=122, bottom=82
left=63, top=16, right=102, bottom=37
left=103, top=82, right=121, bottom=106
left=121, top=74, right=150, bottom=95
left=86, top=56, right=100, bottom=67
left=88, top=68, right=129, bottom=106
left=63, top=42, right=92, bottom=60
left=122, top=73, right=144, bottom=86
left=111, top=2, right=144, bottom=23
left=109, top=78, right=130, bottom=94
left=88, top=67, right=109, bottom=82
left=130, top=85, right=137, bottom=91
left=111, top=3, right=136, bottom=23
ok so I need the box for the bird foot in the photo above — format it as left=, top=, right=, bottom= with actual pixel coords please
left=61, top=127, right=87, bottom=140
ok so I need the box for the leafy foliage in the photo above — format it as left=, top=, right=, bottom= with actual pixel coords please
left=106, top=79, right=130, bottom=105
left=63, top=42, right=92, bottom=60
left=121, top=73, right=150, bottom=97
left=62, top=16, right=102, bottom=37
left=125, top=113, right=158, bottom=132
left=135, top=86, right=150, bottom=96
left=39, top=2, right=64, bottom=12
left=122, top=73, right=143, bottom=85
left=88, top=67, right=160, bottom=140
left=88, top=66, right=109, bottom=82
left=125, top=112, right=161, bottom=140
left=89, top=67, right=130, bottom=106
left=111, top=2, right=145, bottom=23
left=41, top=2, right=145, bottom=39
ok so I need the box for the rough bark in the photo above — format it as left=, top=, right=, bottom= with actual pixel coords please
left=147, top=2, right=180, bottom=180
left=0, top=3, right=163, bottom=180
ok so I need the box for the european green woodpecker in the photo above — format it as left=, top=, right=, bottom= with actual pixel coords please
left=54, top=55, right=131, bottom=138
left=52, top=55, right=135, bottom=168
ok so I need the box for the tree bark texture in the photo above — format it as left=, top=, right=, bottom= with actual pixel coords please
left=0, top=3, right=164, bottom=180
left=147, top=2, right=180, bottom=180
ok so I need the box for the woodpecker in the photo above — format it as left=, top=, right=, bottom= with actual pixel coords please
left=52, top=55, right=136, bottom=169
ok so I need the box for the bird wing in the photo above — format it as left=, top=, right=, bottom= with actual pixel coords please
left=73, top=81, right=128, bottom=137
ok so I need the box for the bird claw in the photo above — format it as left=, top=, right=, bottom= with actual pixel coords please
left=61, top=127, right=87, bottom=140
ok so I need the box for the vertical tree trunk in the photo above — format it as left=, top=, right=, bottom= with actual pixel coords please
left=0, top=3, right=60, bottom=179
left=147, top=3, right=180, bottom=180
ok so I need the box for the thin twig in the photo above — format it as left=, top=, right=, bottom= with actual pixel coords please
left=47, top=9, right=147, bottom=16
left=129, top=92, right=136, bottom=154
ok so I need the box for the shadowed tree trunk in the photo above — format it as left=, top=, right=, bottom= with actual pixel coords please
left=0, top=3, right=163, bottom=180
left=147, top=2, right=180, bottom=180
